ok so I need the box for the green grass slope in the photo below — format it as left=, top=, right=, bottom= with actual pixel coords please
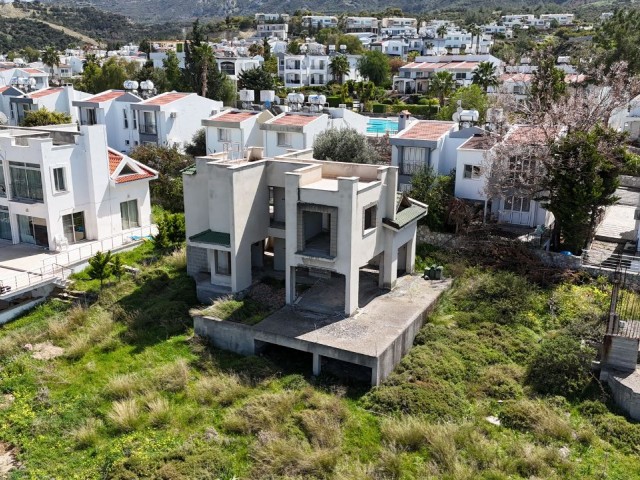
left=0, top=242, right=639, bottom=478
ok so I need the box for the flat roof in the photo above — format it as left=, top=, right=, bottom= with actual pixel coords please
left=141, top=92, right=191, bottom=106
left=397, top=120, right=455, bottom=140
left=460, top=134, right=498, bottom=150
left=213, top=110, right=258, bottom=123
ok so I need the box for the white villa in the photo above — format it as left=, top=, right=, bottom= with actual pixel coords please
left=0, top=125, right=157, bottom=251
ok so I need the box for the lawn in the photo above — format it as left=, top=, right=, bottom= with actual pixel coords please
left=1, top=242, right=640, bottom=479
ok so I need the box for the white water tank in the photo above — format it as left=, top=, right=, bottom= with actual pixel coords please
left=123, top=80, right=139, bottom=90
left=239, top=89, right=255, bottom=102
left=260, top=90, right=275, bottom=102
left=308, top=94, right=327, bottom=105
left=459, top=110, right=479, bottom=122
left=287, top=93, right=304, bottom=104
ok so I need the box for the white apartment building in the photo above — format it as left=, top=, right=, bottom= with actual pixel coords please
left=73, top=89, right=143, bottom=153
left=0, top=67, right=49, bottom=93
left=345, top=17, right=379, bottom=34
left=130, top=92, right=223, bottom=150
left=301, top=16, right=338, bottom=29
left=256, top=23, right=289, bottom=40
left=540, top=14, right=574, bottom=25
left=184, top=148, right=426, bottom=315
left=8, top=86, right=90, bottom=126
left=278, top=53, right=361, bottom=88
left=255, top=13, right=290, bottom=23
left=260, top=110, right=368, bottom=158
left=0, top=125, right=157, bottom=251
left=202, top=109, right=274, bottom=154
left=216, top=55, right=262, bottom=82
left=393, top=55, right=503, bottom=94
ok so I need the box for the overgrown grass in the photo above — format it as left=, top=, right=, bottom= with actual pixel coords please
left=1, top=244, right=639, bottom=479
left=196, top=295, right=272, bottom=325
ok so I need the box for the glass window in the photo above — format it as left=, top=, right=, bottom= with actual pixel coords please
left=218, top=128, right=231, bottom=142
left=140, top=111, right=156, bottom=134
left=123, top=108, right=129, bottom=129
left=120, top=200, right=139, bottom=230
left=463, top=164, right=481, bottom=179
left=0, top=206, right=11, bottom=241
left=86, top=108, right=97, bottom=126
left=215, top=250, right=231, bottom=275
left=277, top=132, right=292, bottom=147
left=62, top=211, right=85, bottom=244
left=364, top=205, right=377, bottom=232
left=10, top=162, right=43, bottom=202
left=53, top=167, right=66, bottom=192
left=401, top=147, right=427, bottom=175
left=0, top=167, right=6, bottom=198
left=132, top=110, right=137, bottom=129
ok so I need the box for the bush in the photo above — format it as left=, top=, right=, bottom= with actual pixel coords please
left=472, top=364, right=524, bottom=399
left=154, top=212, right=186, bottom=250
left=593, top=414, right=640, bottom=453
left=313, top=127, right=380, bottom=164
left=526, top=335, right=594, bottom=398
left=326, top=95, right=341, bottom=107
left=389, top=104, right=439, bottom=117
left=498, top=399, right=573, bottom=442
left=372, top=103, right=387, bottom=113
left=107, top=399, right=144, bottom=432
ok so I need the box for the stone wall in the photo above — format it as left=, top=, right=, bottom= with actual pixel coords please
left=187, top=245, right=209, bottom=276
left=620, top=175, right=640, bottom=189
left=417, top=227, right=460, bottom=248
left=532, top=250, right=582, bottom=270
left=605, top=370, right=640, bottom=421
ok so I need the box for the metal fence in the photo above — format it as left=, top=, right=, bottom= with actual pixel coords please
left=0, top=225, right=155, bottom=297
left=581, top=249, right=640, bottom=274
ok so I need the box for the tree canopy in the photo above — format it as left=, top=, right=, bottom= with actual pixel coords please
left=21, top=108, right=71, bottom=127
left=357, top=51, right=391, bottom=87
left=237, top=67, right=274, bottom=99
left=313, top=128, right=380, bottom=164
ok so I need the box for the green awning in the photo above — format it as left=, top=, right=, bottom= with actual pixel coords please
left=188, top=230, right=230, bottom=247
left=182, top=164, right=197, bottom=175
left=383, top=205, right=427, bottom=230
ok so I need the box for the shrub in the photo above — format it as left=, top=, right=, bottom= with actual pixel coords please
left=372, top=103, right=387, bottom=113
left=326, top=95, right=341, bottom=107
left=223, top=391, right=298, bottom=434
left=313, top=127, right=380, bottom=164
left=105, top=373, right=146, bottom=399
left=188, top=373, right=248, bottom=406
left=154, top=212, right=186, bottom=250
left=21, top=107, right=71, bottom=127
left=593, top=414, right=640, bottom=453
left=199, top=295, right=270, bottom=325
left=526, top=335, right=594, bottom=398
left=107, top=399, right=144, bottom=432
left=472, top=364, right=524, bottom=399
left=145, top=396, right=171, bottom=427
left=152, top=358, right=190, bottom=392
left=296, top=409, right=342, bottom=448
left=380, top=416, right=429, bottom=451
left=71, top=418, right=103, bottom=448
left=498, top=399, right=573, bottom=442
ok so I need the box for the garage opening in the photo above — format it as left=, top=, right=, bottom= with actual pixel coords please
left=320, top=356, right=372, bottom=384
left=255, top=341, right=313, bottom=374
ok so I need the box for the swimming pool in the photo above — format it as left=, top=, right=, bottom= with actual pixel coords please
left=367, top=118, right=398, bottom=135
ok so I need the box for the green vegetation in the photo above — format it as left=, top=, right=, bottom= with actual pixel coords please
left=313, top=127, right=381, bottom=164
left=2, top=241, right=640, bottom=477
left=20, top=108, right=71, bottom=127
left=0, top=18, right=77, bottom=52
left=357, top=50, right=391, bottom=87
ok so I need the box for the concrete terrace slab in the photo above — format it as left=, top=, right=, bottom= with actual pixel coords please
left=595, top=204, right=637, bottom=243
left=194, top=275, right=452, bottom=385
left=255, top=275, right=451, bottom=357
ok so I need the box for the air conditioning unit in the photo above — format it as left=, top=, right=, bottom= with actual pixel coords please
left=169, top=112, right=177, bottom=118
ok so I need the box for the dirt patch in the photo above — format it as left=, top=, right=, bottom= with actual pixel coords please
left=0, top=442, right=18, bottom=478
left=0, top=394, right=14, bottom=410
left=24, top=342, right=64, bottom=360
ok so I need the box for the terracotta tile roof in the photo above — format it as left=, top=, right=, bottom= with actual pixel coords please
left=449, top=61, right=479, bottom=70
left=500, top=73, right=532, bottom=83
left=142, top=92, right=190, bottom=106
left=504, top=125, right=556, bottom=145
left=460, top=134, right=498, bottom=150
left=108, top=148, right=156, bottom=183
left=27, top=87, right=63, bottom=99
left=213, top=110, right=258, bottom=123
left=565, top=73, right=586, bottom=83
left=108, top=149, right=124, bottom=174
left=271, top=114, right=318, bottom=127
left=115, top=169, right=156, bottom=184
left=20, top=68, right=46, bottom=75
left=0, top=86, right=10, bottom=94
left=86, top=90, right=126, bottom=103
left=398, top=121, right=455, bottom=140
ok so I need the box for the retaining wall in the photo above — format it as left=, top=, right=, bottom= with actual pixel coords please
left=193, top=316, right=256, bottom=356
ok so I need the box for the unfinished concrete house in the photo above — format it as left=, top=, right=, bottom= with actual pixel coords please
left=183, top=149, right=427, bottom=316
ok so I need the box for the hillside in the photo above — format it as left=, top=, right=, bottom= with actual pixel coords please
left=0, top=17, right=79, bottom=52
left=1, top=239, right=640, bottom=478
left=37, top=0, right=632, bottom=23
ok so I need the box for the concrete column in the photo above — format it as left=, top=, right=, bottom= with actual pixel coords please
left=382, top=243, right=398, bottom=289
left=345, top=266, right=359, bottom=316
left=378, top=252, right=385, bottom=288
left=371, top=362, right=381, bottom=386
left=405, top=233, right=416, bottom=274
left=312, top=353, right=321, bottom=376
left=286, top=265, right=296, bottom=305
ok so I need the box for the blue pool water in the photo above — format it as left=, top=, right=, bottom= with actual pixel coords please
left=367, top=118, right=398, bottom=135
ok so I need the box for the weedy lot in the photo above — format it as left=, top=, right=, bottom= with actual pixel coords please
left=1, top=242, right=640, bottom=479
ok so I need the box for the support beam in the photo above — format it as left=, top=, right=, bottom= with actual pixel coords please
left=312, top=353, right=321, bottom=376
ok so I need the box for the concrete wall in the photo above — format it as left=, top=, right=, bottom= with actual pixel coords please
left=194, top=316, right=256, bottom=356
left=620, top=175, right=640, bottom=189
left=455, top=148, right=487, bottom=201
left=187, top=245, right=209, bottom=276
left=606, top=371, right=640, bottom=421
left=602, top=335, right=639, bottom=372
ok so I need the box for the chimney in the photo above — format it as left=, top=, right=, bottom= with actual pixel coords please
left=398, top=110, right=411, bottom=132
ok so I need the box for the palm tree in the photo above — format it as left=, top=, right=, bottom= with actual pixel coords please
left=429, top=71, right=456, bottom=106
left=437, top=25, right=447, bottom=39
left=472, top=61, right=499, bottom=92
left=329, top=54, right=350, bottom=84
left=467, top=24, right=482, bottom=54
left=42, top=47, right=59, bottom=77
left=193, top=44, right=214, bottom=97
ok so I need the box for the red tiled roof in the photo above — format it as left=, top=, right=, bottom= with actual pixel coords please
left=565, top=74, right=586, bottom=84
left=27, top=87, right=63, bottom=99
left=0, top=86, right=10, bottom=94
left=115, top=169, right=156, bottom=184
left=108, top=149, right=124, bottom=175
left=142, top=92, right=190, bottom=106
left=271, top=114, right=318, bottom=127
left=398, top=121, right=455, bottom=140
left=20, top=68, right=46, bottom=75
left=504, top=125, right=555, bottom=145
left=86, top=90, right=126, bottom=103
left=500, top=73, right=533, bottom=83
left=460, top=134, right=498, bottom=150
left=213, top=111, right=257, bottom=123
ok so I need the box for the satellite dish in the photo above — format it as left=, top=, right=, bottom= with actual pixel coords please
left=0, top=112, right=7, bottom=125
